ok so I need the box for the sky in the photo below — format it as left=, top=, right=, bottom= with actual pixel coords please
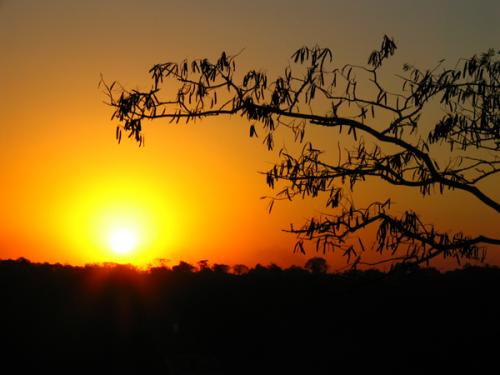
left=0, top=0, right=499, bottom=269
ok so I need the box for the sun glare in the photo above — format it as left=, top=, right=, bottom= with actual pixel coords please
left=109, top=229, right=137, bottom=255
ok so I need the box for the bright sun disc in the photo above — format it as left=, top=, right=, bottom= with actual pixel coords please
left=109, top=229, right=137, bottom=255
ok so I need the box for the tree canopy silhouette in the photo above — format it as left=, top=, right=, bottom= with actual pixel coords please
left=304, top=257, right=328, bottom=274
left=3, top=258, right=500, bottom=372
left=102, top=36, right=499, bottom=269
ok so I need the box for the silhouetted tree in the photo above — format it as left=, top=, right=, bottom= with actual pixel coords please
left=266, top=263, right=283, bottom=273
left=3, top=258, right=500, bottom=372
left=304, top=257, right=328, bottom=274
left=232, top=264, right=249, bottom=275
left=102, top=36, right=499, bottom=269
left=153, top=258, right=170, bottom=268
left=197, top=259, right=210, bottom=271
left=172, top=261, right=195, bottom=274
left=212, top=263, right=230, bottom=274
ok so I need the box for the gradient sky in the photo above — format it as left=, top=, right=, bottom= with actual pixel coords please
left=1, top=0, right=499, bottom=269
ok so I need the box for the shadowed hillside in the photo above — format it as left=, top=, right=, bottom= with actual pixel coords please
left=1, top=258, right=499, bottom=373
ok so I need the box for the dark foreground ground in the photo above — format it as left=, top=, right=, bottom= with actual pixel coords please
left=1, top=258, right=499, bottom=374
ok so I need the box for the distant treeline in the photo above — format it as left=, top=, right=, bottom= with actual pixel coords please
left=1, top=257, right=499, bottom=373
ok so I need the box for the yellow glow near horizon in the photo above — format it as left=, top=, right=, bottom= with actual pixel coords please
left=52, top=171, right=189, bottom=266
left=109, top=228, right=137, bottom=255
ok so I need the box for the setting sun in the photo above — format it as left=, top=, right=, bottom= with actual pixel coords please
left=109, top=228, right=138, bottom=255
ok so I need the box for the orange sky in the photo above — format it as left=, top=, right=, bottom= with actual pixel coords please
left=1, top=0, right=499, bottom=269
